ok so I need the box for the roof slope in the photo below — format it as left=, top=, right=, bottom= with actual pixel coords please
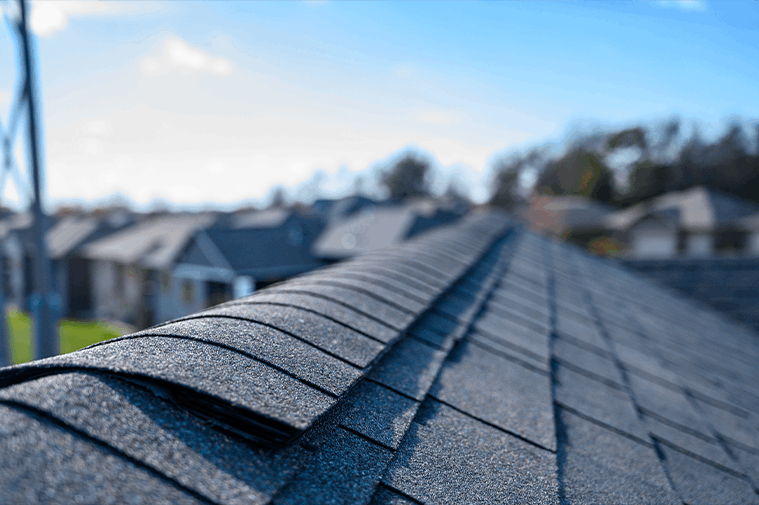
left=1, top=211, right=759, bottom=504
left=312, top=203, right=460, bottom=260
left=608, top=186, right=759, bottom=231
left=183, top=225, right=323, bottom=279
left=82, top=213, right=218, bottom=269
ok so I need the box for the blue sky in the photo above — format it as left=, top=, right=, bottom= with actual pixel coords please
left=0, top=0, right=757, bottom=210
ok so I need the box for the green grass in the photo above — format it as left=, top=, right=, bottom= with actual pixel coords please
left=6, top=310, right=125, bottom=364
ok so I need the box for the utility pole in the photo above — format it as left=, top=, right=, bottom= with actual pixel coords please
left=0, top=272, right=9, bottom=367
left=18, top=0, right=57, bottom=359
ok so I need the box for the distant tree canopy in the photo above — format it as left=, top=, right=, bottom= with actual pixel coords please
left=381, top=153, right=431, bottom=201
left=535, top=148, right=614, bottom=203
left=488, top=118, right=759, bottom=208
left=268, top=185, right=287, bottom=208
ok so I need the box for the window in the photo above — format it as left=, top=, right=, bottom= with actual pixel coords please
left=715, top=229, right=747, bottom=255
left=114, top=264, right=125, bottom=297
left=160, top=271, right=171, bottom=291
left=0, top=257, right=9, bottom=295
left=182, top=280, right=195, bottom=304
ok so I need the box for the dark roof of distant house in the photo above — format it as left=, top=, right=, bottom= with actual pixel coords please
left=178, top=224, right=324, bottom=280
left=608, top=186, right=759, bottom=232
left=45, top=216, right=115, bottom=259
left=0, top=212, right=57, bottom=250
left=313, top=201, right=461, bottom=260
left=312, top=195, right=382, bottom=225
left=1, top=211, right=759, bottom=504
left=0, top=212, right=33, bottom=240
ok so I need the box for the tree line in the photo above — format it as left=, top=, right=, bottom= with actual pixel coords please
left=488, top=118, right=759, bottom=209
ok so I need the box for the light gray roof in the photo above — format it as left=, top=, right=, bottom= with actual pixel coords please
left=229, top=209, right=291, bottom=229
left=313, top=202, right=459, bottom=260
left=608, top=186, right=759, bottom=231
left=0, top=212, right=32, bottom=240
left=1, top=212, right=758, bottom=504
left=82, top=213, right=217, bottom=269
left=45, top=216, right=100, bottom=259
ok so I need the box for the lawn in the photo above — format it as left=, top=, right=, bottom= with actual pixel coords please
left=6, top=310, right=126, bottom=364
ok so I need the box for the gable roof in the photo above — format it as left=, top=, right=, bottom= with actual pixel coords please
left=45, top=216, right=101, bottom=259
left=178, top=225, right=324, bottom=281
left=226, top=209, right=292, bottom=229
left=1, top=211, right=758, bottom=504
left=82, top=213, right=218, bottom=269
left=608, top=186, right=759, bottom=232
left=313, top=203, right=461, bottom=260
left=313, top=195, right=383, bottom=225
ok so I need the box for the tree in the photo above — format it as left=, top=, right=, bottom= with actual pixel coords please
left=489, top=147, right=549, bottom=210
left=381, top=153, right=431, bottom=201
left=489, top=162, right=522, bottom=210
left=535, top=148, right=614, bottom=203
left=621, top=160, right=671, bottom=204
left=268, top=185, right=287, bottom=208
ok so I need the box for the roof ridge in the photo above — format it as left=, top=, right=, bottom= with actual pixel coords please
left=270, top=231, right=517, bottom=503
left=0, top=213, right=513, bottom=450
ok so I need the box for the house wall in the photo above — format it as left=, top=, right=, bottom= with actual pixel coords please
left=685, top=233, right=713, bottom=257
left=160, top=275, right=207, bottom=323
left=1, top=235, right=24, bottom=307
left=629, top=228, right=677, bottom=259
left=748, top=232, right=759, bottom=256
left=53, top=260, right=68, bottom=316
left=91, top=260, right=145, bottom=324
left=171, top=264, right=235, bottom=318
left=124, top=265, right=145, bottom=325
left=92, top=260, right=119, bottom=321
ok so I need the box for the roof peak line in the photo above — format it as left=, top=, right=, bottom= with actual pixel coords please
left=0, top=213, right=514, bottom=450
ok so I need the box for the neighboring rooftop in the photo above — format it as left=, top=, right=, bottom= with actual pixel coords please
left=607, top=186, right=759, bottom=232
left=523, top=194, right=616, bottom=239
left=1, top=211, right=758, bottom=504
left=82, top=213, right=218, bottom=269
left=313, top=201, right=461, bottom=260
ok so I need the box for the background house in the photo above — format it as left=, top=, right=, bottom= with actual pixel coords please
left=312, top=200, right=463, bottom=261
left=0, top=212, right=32, bottom=310
left=46, top=212, right=137, bottom=319
left=312, top=195, right=382, bottom=226
left=82, top=213, right=218, bottom=328
left=0, top=213, right=60, bottom=312
left=741, top=212, right=759, bottom=255
left=606, top=186, right=759, bottom=259
left=172, top=209, right=325, bottom=317
left=522, top=195, right=617, bottom=252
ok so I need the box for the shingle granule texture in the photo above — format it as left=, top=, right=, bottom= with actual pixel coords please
left=2, top=211, right=759, bottom=503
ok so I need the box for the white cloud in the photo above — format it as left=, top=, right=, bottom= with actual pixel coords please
left=0, top=89, right=12, bottom=108
left=83, top=119, right=112, bottom=137
left=78, top=138, right=103, bottom=155
left=411, top=108, right=462, bottom=127
left=656, top=0, right=707, bottom=12
left=29, top=1, right=128, bottom=37
left=139, top=36, right=234, bottom=76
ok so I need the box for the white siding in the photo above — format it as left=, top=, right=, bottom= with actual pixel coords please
left=686, top=233, right=713, bottom=257
left=91, top=260, right=116, bottom=321
left=749, top=232, right=759, bottom=256
left=630, top=229, right=677, bottom=259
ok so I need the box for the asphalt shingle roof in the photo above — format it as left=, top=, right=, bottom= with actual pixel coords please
left=1, top=210, right=759, bottom=504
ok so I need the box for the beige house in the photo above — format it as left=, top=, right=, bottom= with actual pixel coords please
left=606, top=186, right=759, bottom=259
left=82, top=213, right=217, bottom=328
